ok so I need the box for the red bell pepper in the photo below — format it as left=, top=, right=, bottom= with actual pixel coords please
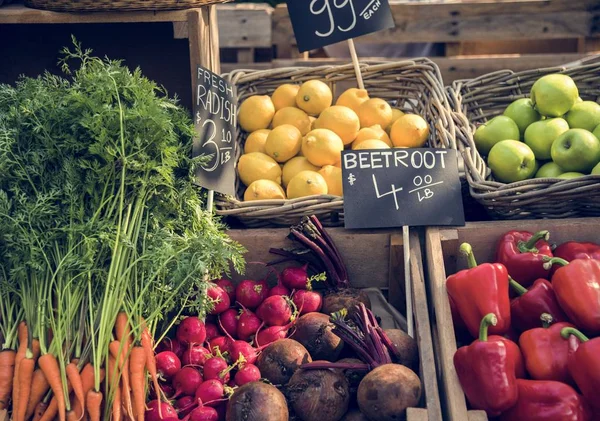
left=545, top=258, right=600, bottom=335
left=454, top=313, right=521, bottom=416
left=562, top=327, right=600, bottom=413
left=519, top=314, right=577, bottom=384
left=499, top=379, right=592, bottom=421
left=446, top=243, right=511, bottom=337
left=510, top=278, right=569, bottom=333
left=551, top=241, right=600, bottom=276
left=495, top=230, right=553, bottom=287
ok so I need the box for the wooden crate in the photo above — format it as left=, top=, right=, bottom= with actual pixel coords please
left=425, top=218, right=600, bottom=421
left=227, top=227, right=443, bottom=421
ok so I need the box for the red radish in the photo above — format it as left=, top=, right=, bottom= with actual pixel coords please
left=157, top=337, right=184, bottom=358
left=229, top=341, right=258, bottom=365
left=159, top=383, right=175, bottom=398
left=234, top=364, right=261, bottom=386
left=195, top=379, right=225, bottom=407
left=257, top=295, right=293, bottom=326
left=181, top=344, right=212, bottom=366
left=205, top=323, right=220, bottom=341
left=145, top=399, right=178, bottom=421
left=268, top=284, right=291, bottom=297
left=156, top=351, right=182, bottom=379
left=281, top=264, right=309, bottom=290
left=203, top=356, right=230, bottom=384
left=218, top=309, right=238, bottom=339
left=177, top=317, right=207, bottom=346
left=255, top=321, right=294, bottom=347
left=216, top=279, right=236, bottom=303
left=237, top=308, right=262, bottom=341
left=172, top=367, right=203, bottom=397
left=175, top=396, right=196, bottom=417
left=236, top=280, right=268, bottom=309
left=208, top=336, right=232, bottom=354
left=292, top=289, right=323, bottom=314
left=189, top=406, right=219, bottom=421
left=207, top=284, right=231, bottom=315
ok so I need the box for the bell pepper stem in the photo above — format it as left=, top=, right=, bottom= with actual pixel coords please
left=479, top=313, right=497, bottom=342
left=542, top=256, right=569, bottom=270
left=561, top=327, right=589, bottom=342
left=518, top=230, right=550, bottom=253
left=459, top=243, right=478, bottom=269
left=540, top=313, right=553, bottom=329
left=509, top=278, right=528, bottom=296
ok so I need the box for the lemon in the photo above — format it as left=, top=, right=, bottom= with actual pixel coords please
left=336, top=88, right=370, bottom=113
left=318, top=165, right=343, bottom=196
left=265, top=124, right=302, bottom=163
left=353, top=125, right=392, bottom=148
left=296, top=80, right=333, bottom=116
left=244, top=129, right=271, bottom=154
left=309, top=116, right=317, bottom=130
left=272, top=107, right=312, bottom=135
left=244, top=179, right=286, bottom=201
left=352, top=139, right=391, bottom=150
left=333, top=161, right=341, bottom=168
left=282, top=156, right=320, bottom=187
left=302, top=129, right=344, bottom=167
left=239, top=95, right=275, bottom=132
left=390, top=114, right=430, bottom=148
left=271, top=84, right=300, bottom=111
left=387, top=108, right=405, bottom=133
left=287, top=171, right=328, bottom=199
left=357, top=98, right=393, bottom=129
left=314, top=106, right=360, bottom=145
left=238, top=152, right=282, bottom=186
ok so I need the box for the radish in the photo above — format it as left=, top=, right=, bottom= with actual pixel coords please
left=181, top=344, right=212, bottom=366
left=195, top=379, right=225, bottom=407
left=159, top=383, right=175, bottom=398
left=229, top=340, right=258, bottom=365
left=203, top=356, right=230, bottom=384
left=205, top=323, right=220, bottom=341
left=177, top=317, right=207, bottom=346
left=292, top=289, right=323, bottom=314
left=255, top=321, right=294, bottom=347
left=208, top=336, right=232, bottom=354
left=145, top=399, right=178, bottom=421
left=216, top=279, right=236, bottom=303
left=268, top=284, right=291, bottom=297
left=234, top=364, right=261, bottom=386
left=256, top=295, right=294, bottom=326
left=155, top=351, right=181, bottom=379
left=172, top=367, right=203, bottom=397
left=236, top=280, right=268, bottom=309
left=207, top=284, right=231, bottom=315
left=237, top=308, right=262, bottom=341
left=218, top=309, right=238, bottom=339
left=156, top=337, right=184, bottom=358
left=281, top=264, right=309, bottom=290
left=175, top=396, right=196, bottom=417
left=189, top=406, right=219, bottom=421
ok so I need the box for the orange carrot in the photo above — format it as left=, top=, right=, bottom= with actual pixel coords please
left=108, top=355, right=122, bottom=421
left=15, top=355, right=34, bottom=421
left=129, top=346, right=146, bottom=421
left=12, top=322, right=28, bottom=415
left=109, top=340, right=133, bottom=419
left=141, top=325, right=162, bottom=418
left=38, top=354, right=66, bottom=421
left=31, top=339, right=41, bottom=361
left=70, top=362, right=94, bottom=419
left=32, top=401, right=48, bottom=421
left=37, top=371, right=74, bottom=421
left=24, top=368, right=50, bottom=420
left=66, top=410, right=78, bottom=421
left=65, top=363, right=84, bottom=421
left=86, top=390, right=102, bottom=421
left=0, top=350, right=16, bottom=410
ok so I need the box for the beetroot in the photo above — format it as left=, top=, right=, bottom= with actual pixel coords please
left=229, top=340, right=258, bottom=365
left=177, top=317, right=207, bottom=346
left=226, top=382, right=289, bottom=421
left=256, top=339, right=312, bottom=385
left=189, top=406, right=219, bottom=421
left=292, top=312, right=343, bottom=361
left=172, top=367, right=203, bottom=397
left=195, top=379, right=225, bottom=407
left=256, top=295, right=293, bottom=326
left=156, top=337, right=184, bottom=358
left=203, top=356, right=230, bottom=384
left=181, top=344, right=212, bottom=366
left=205, top=323, right=220, bottom=341
left=337, top=358, right=366, bottom=401
left=234, top=364, right=261, bottom=386
left=281, top=264, right=309, bottom=290
left=321, top=289, right=371, bottom=316
left=237, top=308, right=262, bottom=341
left=175, top=396, right=196, bottom=417
left=216, top=279, right=236, bottom=303
left=255, top=322, right=293, bottom=347
left=145, top=399, right=178, bottom=421
left=208, top=336, right=232, bottom=354
left=236, top=280, right=267, bottom=309
left=219, top=309, right=239, bottom=339
left=384, top=328, right=419, bottom=371
left=155, top=351, right=181, bottom=379
left=292, top=290, right=322, bottom=314
left=207, top=284, right=231, bottom=315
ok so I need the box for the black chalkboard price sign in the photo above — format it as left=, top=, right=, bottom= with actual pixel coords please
left=341, top=148, right=465, bottom=229
left=193, top=66, right=237, bottom=196
left=286, top=0, right=395, bottom=53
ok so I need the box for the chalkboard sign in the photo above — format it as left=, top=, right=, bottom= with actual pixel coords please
left=193, top=66, right=236, bottom=196
left=341, top=148, right=465, bottom=229
left=286, top=0, right=395, bottom=53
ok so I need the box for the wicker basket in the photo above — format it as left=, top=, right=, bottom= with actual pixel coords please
left=215, top=59, right=458, bottom=227
left=448, top=55, right=600, bottom=220
left=24, top=0, right=229, bottom=12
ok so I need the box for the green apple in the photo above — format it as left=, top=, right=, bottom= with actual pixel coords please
left=592, top=162, right=600, bottom=175
left=551, top=129, right=600, bottom=172
left=593, top=124, right=600, bottom=141
left=566, top=101, right=600, bottom=132
left=474, top=115, right=520, bottom=156
left=503, top=98, right=541, bottom=139
left=535, top=162, right=565, bottom=178
left=524, top=118, right=569, bottom=160
left=530, top=74, right=579, bottom=117
left=488, top=140, right=537, bottom=183
left=557, top=172, right=585, bottom=180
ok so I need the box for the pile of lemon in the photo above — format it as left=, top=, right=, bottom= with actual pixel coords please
left=237, top=80, right=430, bottom=201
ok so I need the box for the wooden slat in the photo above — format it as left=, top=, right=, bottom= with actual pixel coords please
left=216, top=4, right=272, bottom=48
left=468, top=411, right=489, bottom=421
left=407, top=408, right=429, bottom=421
